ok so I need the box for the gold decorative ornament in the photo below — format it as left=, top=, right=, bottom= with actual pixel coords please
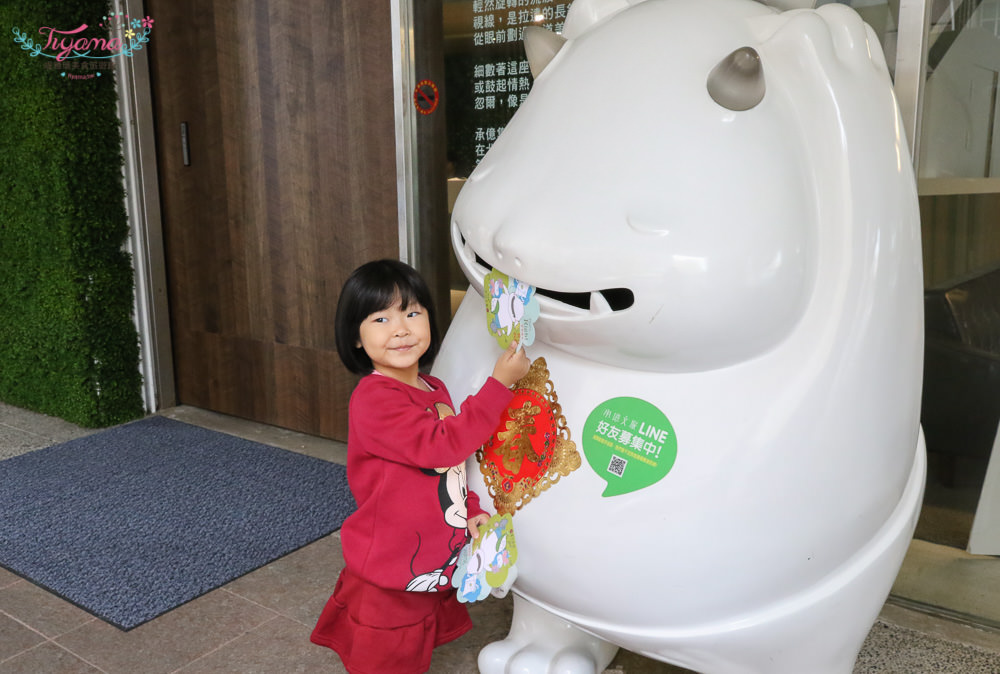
left=478, top=357, right=581, bottom=515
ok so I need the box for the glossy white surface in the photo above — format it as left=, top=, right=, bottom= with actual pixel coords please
left=433, top=0, right=925, bottom=671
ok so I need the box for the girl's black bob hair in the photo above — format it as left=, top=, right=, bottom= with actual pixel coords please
left=335, top=259, right=441, bottom=375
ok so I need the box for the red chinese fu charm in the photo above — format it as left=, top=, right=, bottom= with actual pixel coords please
left=478, top=357, right=581, bottom=515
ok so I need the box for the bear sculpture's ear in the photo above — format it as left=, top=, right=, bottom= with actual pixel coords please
left=523, top=25, right=567, bottom=79
left=706, top=46, right=765, bottom=111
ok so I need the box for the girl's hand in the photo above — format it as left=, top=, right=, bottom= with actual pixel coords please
left=492, top=340, right=531, bottom=388
left=468, top=513, right=491, bottom=539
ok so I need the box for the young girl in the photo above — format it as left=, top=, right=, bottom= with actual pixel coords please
left=311, top=259, right=530, bottom=673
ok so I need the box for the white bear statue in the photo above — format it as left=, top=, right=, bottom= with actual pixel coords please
left=432, top=0, right=925, bottom=672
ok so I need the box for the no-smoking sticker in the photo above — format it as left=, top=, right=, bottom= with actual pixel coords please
left=414, top=79, right=439, bottom=115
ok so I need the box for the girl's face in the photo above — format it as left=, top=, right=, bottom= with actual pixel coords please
left=357, top=296, right=431, bottom=385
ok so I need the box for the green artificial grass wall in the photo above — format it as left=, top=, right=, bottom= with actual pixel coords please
left=0, top=0, right=143, bottom=426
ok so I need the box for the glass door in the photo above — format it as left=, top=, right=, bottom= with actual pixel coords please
left=402, top=0, right=569, bottom=329
left=439, top=1, right=569, bottom=316
left=896, top=0, right=1000, bottom=627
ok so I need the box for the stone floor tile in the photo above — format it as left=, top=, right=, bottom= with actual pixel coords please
left=224, top=534, right=344, bottom=626
left=0, top=581, right=96, bottom=638
left=161, top=406, right=347, bottom=464
left=0, top=404, right=93, bottom=446
left=465, top=595, right=516, bottom=649
left=0, top=612, right=45, bottom=662
left=0, top=642, right=101, bottom=674
left=0, top=426, right=48, bottom=462
left=430, top=596, right=516, bottom=672
left=0, top=569, right=21, bottom=590
left=176, top=615, right=344, bottom=673
left=54, top=589, right=278, bottom=674
left=294, top=592, right=330, bottom=633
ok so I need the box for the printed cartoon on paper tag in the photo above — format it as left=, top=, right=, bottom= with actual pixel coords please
left=453, top=513, right=519, bottom=603
left=485, top=268, right=540, bottom=349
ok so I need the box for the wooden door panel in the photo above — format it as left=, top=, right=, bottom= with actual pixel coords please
left=147, top=0, right=397, bottom=439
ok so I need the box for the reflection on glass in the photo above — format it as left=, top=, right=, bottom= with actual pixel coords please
left=444, top=1, right=571, bottom=178
left=894, top=0, right=1000, bottom=633
left=916, top=0, right=1000, bottom=559
left=442, top=1, right=572, bottom=293
left=919, top=0, right=1000, bottom=177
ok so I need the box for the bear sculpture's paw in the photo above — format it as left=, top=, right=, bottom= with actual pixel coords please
left=478, top=596, right=619, bottom=674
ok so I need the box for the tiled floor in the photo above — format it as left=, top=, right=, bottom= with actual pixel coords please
left=3, top=404, right=1000, bottom=673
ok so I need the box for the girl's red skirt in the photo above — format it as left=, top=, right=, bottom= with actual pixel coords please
left=310, top=567, right=473, bottom=674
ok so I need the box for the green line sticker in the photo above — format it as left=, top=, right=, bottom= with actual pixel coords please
left=583, top=397, right=678, bottom=497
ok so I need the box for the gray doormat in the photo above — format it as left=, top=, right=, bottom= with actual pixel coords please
left=0, top=416, right=354, bottom=630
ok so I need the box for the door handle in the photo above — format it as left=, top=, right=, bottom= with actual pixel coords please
left=180, top=122, right=190, bottom=166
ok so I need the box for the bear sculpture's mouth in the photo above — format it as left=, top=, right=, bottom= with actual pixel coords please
left=461, top=236, right=635, bottom=315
